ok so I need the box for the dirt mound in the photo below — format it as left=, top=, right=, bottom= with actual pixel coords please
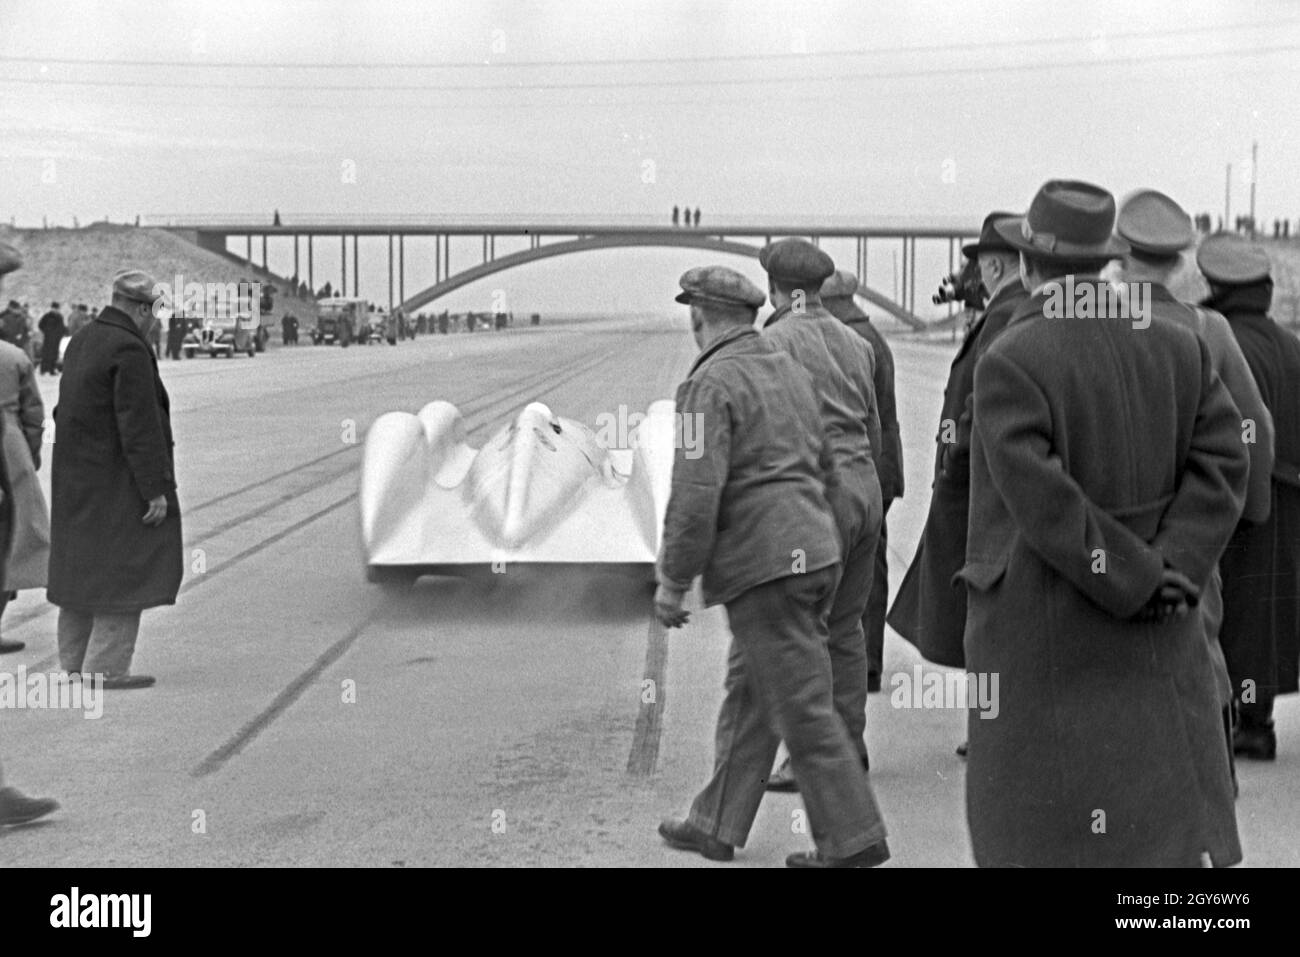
left=0, top=223, right=318, bottom=328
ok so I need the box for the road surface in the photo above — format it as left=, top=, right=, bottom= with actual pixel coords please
left=1, top=317, right=1294, bottom=866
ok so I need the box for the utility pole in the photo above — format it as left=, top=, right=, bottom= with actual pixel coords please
left=1224, top=163, right=1231, bottom=228
left=1248, top=140, right=1258, bottom=238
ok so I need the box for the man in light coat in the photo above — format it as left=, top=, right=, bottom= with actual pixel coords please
left=655, top=265, right=889, bottom=867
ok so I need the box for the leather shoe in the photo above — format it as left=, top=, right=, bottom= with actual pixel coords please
left=0, top=638, right=25, bottom=654
left=100, top=674, right=156, bottom=690
left=786, top=839, right=890, bottom=868
left=1233, top=722, right=1276, bottom=761
left=0, top=787, right=59, bottom=827
left=658, top=818, right=734, bottom=861
left=955, top=741, right=968, bottom=758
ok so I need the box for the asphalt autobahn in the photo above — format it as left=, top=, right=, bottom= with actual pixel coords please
left=1, top=317, right=1294, bottom=867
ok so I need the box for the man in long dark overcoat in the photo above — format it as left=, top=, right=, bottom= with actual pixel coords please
left=48, top=269, right=182, bottom=690
left=1198, top=232, right=1300, bottom=761
left=37, top=302, right=65, bottom=375
left=888, top=213, right=1026, bottom=680
left=962, top=180, right=1248, bottom=867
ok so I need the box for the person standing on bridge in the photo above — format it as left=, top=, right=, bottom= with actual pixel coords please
left=758, top=239, right=883, bottom=794
left=48, top=270, right=183, bottom=691
left=693, top=207, right=701, bottom=228
left=821, top=270, right=902, bottom=695
left=887, top=211, right=1026, bottom=757
left=655, top=265, right=890, bottom=868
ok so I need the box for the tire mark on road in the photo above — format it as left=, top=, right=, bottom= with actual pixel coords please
left=191, top=609, right=380, bottom=777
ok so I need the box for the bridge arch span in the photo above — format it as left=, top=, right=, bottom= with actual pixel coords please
left=399, top=234, right=921, bottom=328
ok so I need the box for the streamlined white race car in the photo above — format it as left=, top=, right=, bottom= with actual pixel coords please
left=360, top=399, right=676, bottom=586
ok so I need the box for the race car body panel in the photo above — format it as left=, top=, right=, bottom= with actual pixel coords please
left=360, top=400, right=676, bottom=575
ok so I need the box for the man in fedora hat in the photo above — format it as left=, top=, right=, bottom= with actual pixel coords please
left=888, top=213, right=1026, bottom=745
left=655, top=266, right=889, bottom=868
left=820, top=270, right=903, bottom=698
left=0, top=240, right=60, bottom=826
left=961, top=179, right=1248, bottom=867
left=1114, top=191, right=1275, bottom=788
left=48, top=269, right=183, bottom=690
left=756, top=239, right=883, bottom=799
left=1198, top=232, right=1300, bottom=762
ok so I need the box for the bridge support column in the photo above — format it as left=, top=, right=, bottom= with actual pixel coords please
left=388, top=233, right=394, bottom=315
left=399, top=235, right=405, bottom=304
left=261, top=234, right=267, bottom=270
left=341, top=236, right=346, bottom=298
left=899, top=237, right=907, bottom=314
left=909, top=236, right=917, bottom=317
left=435, top=236, right=441, bottom=284
left=293, top=235, right=299, bottom=283
left=352, top=235, right=359, bottom=297
left=246, top=234, right=252, bottom=267
left=307, top=236, right=313, bottom=294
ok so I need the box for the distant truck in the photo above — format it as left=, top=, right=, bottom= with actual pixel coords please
left=313, top=297, right=367, bottom=346
left=360, top=307, right=397, bottom=345
left=180, top=286, right=262, bottom=359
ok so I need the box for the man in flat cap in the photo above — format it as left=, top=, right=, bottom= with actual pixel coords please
left=819, top=270, right=902, bottom=700
left=756, top=238, right=883, bottom=797
left=962, top=179, right=1247, bottom=867
left=656, top=265, right=889, bottom=868
left=888, top=213, right=1026, bottom=757
left=48, top=269, right=182, bottom=690
left=1114, top=192, right=1275, bottom=784
left=1198, top=232, right=1300, bottom=761
left=0, top=240, right=59, bottom=826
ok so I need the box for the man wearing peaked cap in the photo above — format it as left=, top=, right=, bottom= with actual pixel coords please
left=48, top=267, right=181, bottom=691
left=888, top=211, right=1027, bottom=759
left=1197, top=232, right=1272, bottom=285
left=752, top=238, right=888, bottom=848
left=656, top=263, right=890, bottom=868
left=1114, top=192, right=1275, bottom=791
left=819, top=269, right=902, bottom=701
left=960, top=178, right=1248, bottom=867
left=1198, top=232, right=1300, bottom=763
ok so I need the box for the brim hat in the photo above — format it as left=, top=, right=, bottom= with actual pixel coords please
left=993, top=180, right=1129, bottom=262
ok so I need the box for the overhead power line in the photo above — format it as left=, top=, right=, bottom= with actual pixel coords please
left=0, top=17, right=1294, bottom=72
left=1, top=41, right=1297, bottom=93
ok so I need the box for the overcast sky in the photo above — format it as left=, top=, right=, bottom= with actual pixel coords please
left=2, top=0, right=1297, bottom=314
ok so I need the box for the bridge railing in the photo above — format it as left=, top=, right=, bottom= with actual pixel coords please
left=143, top=212, right=977, bottom=234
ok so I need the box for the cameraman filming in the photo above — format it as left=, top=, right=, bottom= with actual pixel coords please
left=888, top=211, right=1028, bottom=756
